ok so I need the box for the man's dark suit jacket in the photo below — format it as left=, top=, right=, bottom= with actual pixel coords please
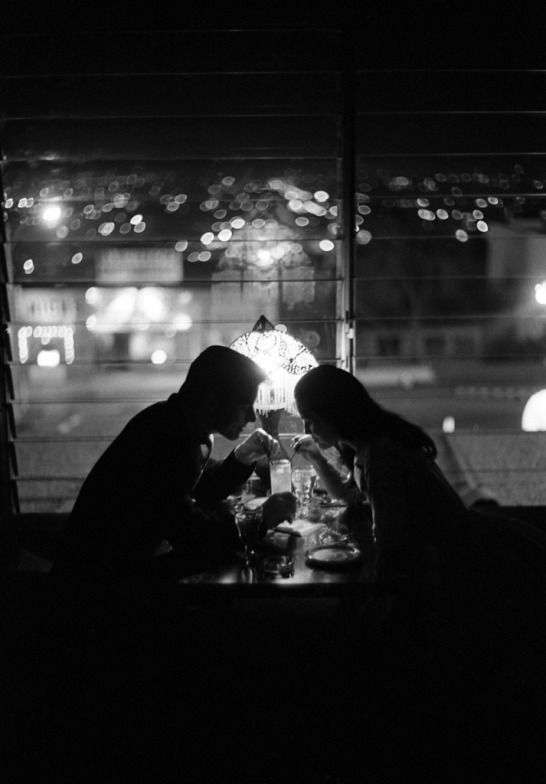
left=50, top=393, right=253, bottom=592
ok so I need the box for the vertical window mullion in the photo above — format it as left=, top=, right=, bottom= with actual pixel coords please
left=0, top=220, right=20, bottom=542
left=341, top=26, right=356, bottom=373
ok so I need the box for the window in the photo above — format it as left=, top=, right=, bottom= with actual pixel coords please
left=0, top=28, right=347, bottom=515
left=353, top=61, right=546, bottom=505
left=2, top=14, right=546, bottom=528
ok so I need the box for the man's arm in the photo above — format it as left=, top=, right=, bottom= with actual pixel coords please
left=193, top=428, right=280, bottom=503
left=193, top=450, right=254, bottom=504
left=164, top=492, right=240, bottom=568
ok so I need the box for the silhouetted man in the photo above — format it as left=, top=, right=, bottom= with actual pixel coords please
left=50, top=345, right=294, bottom=596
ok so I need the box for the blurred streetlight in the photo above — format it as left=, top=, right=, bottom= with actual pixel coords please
left=42, top=205, right=62, bottom=224
left=534, top=281, right=546, bottom=305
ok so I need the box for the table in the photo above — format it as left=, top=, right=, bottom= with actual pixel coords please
left=176, top=504, right=378, bottom=600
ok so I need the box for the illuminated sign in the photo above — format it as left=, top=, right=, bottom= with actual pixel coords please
left=13, top=288, right=77, bottom=323
left=96, top=249, right=182, bottom=283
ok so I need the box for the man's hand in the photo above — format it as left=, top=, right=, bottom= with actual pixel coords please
left=261, top=492, right=297, bottom=529
left=234, top=428, right=281, bottom=466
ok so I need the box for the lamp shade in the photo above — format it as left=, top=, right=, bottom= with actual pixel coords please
left=229, top=315, right=318, bottom=414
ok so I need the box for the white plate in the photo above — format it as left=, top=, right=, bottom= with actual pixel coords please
left=305, top=543, right=362, bottom=569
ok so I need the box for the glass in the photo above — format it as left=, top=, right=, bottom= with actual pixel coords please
left=319, top=506, right=350, bottom=545
left=292, top=467, right=316, bottom=514
left=235, top=508, right=263, bottom=566
left=269, top=459, right=292, bottom=495
left=227, top=474, right=261, bottom=513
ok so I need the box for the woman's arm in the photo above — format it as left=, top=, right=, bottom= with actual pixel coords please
left=290, top=435, right=359, bottom=503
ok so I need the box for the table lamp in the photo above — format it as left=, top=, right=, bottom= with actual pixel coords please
left=229, top=315, right=318, bottom=453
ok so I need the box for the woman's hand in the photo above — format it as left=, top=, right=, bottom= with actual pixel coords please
left=261, top=492, right=297, bottom=529
left=290, top=434, right=324, bottom=464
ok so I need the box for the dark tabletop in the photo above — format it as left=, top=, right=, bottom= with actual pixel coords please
left=176, top=504, right=377, bottom=599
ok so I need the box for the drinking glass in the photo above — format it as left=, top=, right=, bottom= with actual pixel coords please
left=292, top=467, right=316, bottom=514
left=270, top=459, right=292, bottom=494
left=319, top=506, right=350, bottom=544
left=227, top=474, right=262, bottom=513
left=235, top=508, right=263, bottom=566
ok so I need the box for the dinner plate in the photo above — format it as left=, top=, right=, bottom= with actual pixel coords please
left=305, top=543, right=362, bottom=570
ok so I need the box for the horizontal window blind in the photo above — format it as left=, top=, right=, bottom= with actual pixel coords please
left=2, top=13, right=546, bottom=518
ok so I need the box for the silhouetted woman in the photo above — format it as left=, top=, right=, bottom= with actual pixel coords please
left=292, top=364, right=469, bottom=591
left=291, top=363, right=546, bottom=784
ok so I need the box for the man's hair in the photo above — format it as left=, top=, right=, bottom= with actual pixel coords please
left=180, top=345, right=267, bottom=402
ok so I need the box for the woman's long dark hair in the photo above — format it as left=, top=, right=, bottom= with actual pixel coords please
left=294, top=364, right=437, bottom=458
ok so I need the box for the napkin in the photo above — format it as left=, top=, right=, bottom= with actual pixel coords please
left=274, top=519, right=324, bottom=537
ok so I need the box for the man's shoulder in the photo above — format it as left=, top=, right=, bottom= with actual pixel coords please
left=117, top=394, right=187, bottom=443
left=130, top=394, right=180, bottom=423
